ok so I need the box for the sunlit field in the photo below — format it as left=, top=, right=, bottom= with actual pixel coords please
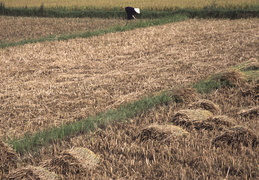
left=2, top=0, right=259, bottom=9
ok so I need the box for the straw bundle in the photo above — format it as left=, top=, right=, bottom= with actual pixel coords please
left=192, top=115, right=237, bottom=131
left=6, top=166, right=60, bottom=180
left=0, top=141, right=18, bottom=176
left=138, top=124, right=189, bottom=142
left=212, top=126, right=258, bottom=148
left=44, top=147, right=99, bottom=175
left=188, top=99, right=221, bottom=115
left=171, top=109, right=213, bottom=126
left=211, top=70, right=247, bottom=87
left=238, top=106, right=259, bottom=117
left=171, top=87, right=198, bottom=103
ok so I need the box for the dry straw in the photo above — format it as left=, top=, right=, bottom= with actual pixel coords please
left=237, top=106, right=259, bottom=117
left=188, top=99, right=221, bottom=115
left=43, top=147, right=100, bottom=175
left=138, top=124, right=189, bottom=142
left=0, top=141, right=18, bottom=176
left=192, top=115, right=237, bottom=131
left=212, top=126, right=258, bottom=148
left=6, top=166, right=60, bottom=180
left=172, top=109, right=213, bottom=126
left=1, top=19, right=259, bottom=139
left=170, top=87, right=199, bottom=103
left=212, top=70, right=247, bottom=87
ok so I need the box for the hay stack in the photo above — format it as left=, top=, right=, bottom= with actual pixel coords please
left=6, top=166, right=60, bottom=180
left=138, top=124, right=189, bottom=142
left=188, top=99, right=221, bottom=115
left=170, top=87, right=198, bottom=103
left=211, top=70, right=247, bottom=87
left=212, top=126, right=258, bottom=148
left=43, top=147, right=100, bottom=175
left=171, top=109, right=213, bottom=126
left=0, top=141, right=18, bottom=176
left=192, top=115, right=237, bottom=131
left=238, top=106, right=259, bottom=117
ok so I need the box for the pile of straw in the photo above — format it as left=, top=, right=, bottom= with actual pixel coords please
left=43, top=147, right=99, bottom=175
left=6, top=166, right=60, bottom=180
left=188, top=99, right=221, bottom=115
left=0, top=141, right=18, bottom=176
left=212, top=126, right=258, bottom=148
left=171, top=109, right=213, bottom=126
left=170, top=87, right=198, bottom=103
left=211, top=70, right=247, bottom=87
left=192, top=115, right=237, bottom=131
left=138, top=124, right=189, bottom=142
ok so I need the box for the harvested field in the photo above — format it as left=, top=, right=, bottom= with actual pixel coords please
left=0, top=16, right=126, bottom=43
left=0, top=18, right=258, bottom=139
left=6, top=165, right=60, bottom=180
left=0, top=141, right=18, bottom=176
left=212, top=126, right=258, bottom=148
left=12, top=79, right=258, bottom=179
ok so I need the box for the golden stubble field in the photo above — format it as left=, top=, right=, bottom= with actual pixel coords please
left=0, top=16, right=127, bottom=43
left=0, top=18, right=259, bottom=140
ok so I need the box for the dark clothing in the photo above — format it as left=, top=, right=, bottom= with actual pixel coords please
left=125, top=7, right=137, bottom=20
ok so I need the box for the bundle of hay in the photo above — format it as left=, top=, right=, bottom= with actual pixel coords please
left=0, top=141, right=18, bottom=176
left=138, top=124, right=189, bottom=142
left=171, top=109, right=213, bottom=127
left=211, top=70, right=247, bottom=87
left=6, top=166, right=60, bottom=180
left=43, top=147, right=100, bottom=175
left=170, top=87, right=198, bottom=103
left=192, top=115, right=237, bottom=131
left=188, top=99, right=221, bottom=115
left=212, top=126, right=258, bottom=148
left=238, top=106, right=259, bottom=117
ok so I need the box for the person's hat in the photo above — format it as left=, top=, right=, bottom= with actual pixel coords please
left=134, top=8, right=140, bottom=14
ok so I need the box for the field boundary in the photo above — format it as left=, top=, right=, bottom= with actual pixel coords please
left=6, top=61, right=258, bottom=154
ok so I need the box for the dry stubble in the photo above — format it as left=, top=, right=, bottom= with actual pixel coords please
left=0, top=18, right=258, bottom=138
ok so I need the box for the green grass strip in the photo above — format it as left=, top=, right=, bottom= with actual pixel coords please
left=0, top=14, right=188, bottom=49
left=8, top=92, right=172, bottom=154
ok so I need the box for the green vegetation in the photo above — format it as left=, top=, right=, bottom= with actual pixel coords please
left=9, top=93, right=172, bottom=153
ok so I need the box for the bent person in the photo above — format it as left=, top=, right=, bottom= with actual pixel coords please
left=125, top=7, right=140, bottom=20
